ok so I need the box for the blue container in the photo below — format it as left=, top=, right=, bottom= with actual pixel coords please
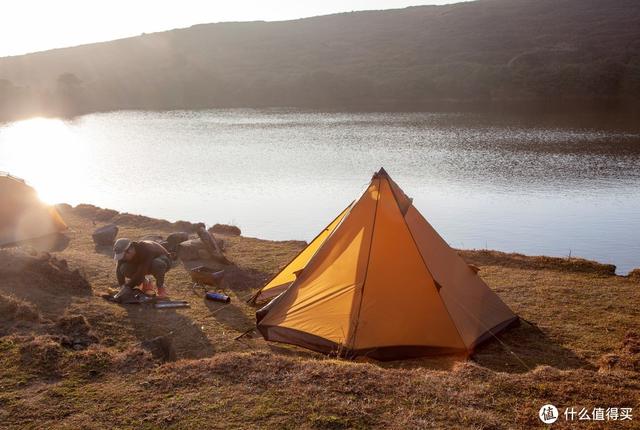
left=206, top=292, right=231, bottom=303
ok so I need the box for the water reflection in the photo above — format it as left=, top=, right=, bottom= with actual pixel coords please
left=1, top=110, right=639, bottom=273
left=0, top=117, right=90, bottom=203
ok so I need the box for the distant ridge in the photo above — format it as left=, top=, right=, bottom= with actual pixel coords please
left=1, top=0, right=639, bottom=120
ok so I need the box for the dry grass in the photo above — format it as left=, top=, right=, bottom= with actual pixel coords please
left=0, top=294, right=40, bottom=326
left=0, top=204, right=638, bottom=429
left=460, top=249, right=618, bottom=276
left=599, top=332, right=640, bottom=373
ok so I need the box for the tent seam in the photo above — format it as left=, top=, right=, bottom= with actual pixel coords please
left=248, top=201, right=353, bottom=303
left=348, top=178, right=381, bottom=351
left=399, top=199, right=468, bottom=352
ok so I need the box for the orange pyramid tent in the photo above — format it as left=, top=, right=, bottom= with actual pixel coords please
left=0, top=173, right=67, bottom=247
left=249, top=204, right=352, bottom=304
left=256, top=168, right=518, bottom=360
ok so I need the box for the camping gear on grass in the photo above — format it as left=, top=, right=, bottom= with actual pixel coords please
left=189, top=266, right=225, bottom=288
left=103, top=290, right=149, bottom=304
left=153, top=300, right=190, bottom=309
left=206, top=292, right=231, bottom=303
left=0, top=173, right=67, bottom=247
left=103, top=290, right=189, bottom=308
left=256, top=168, right=518, bottom=361
left=191, top=266, right=229, bottom=302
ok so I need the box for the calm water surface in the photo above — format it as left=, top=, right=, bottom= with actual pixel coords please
left=1, top=109, right=639, bottom=273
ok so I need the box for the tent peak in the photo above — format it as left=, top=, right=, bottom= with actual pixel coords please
left=374, top=167, right=389, bottom=178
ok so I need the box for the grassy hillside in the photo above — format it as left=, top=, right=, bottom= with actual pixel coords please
left=0, top=204, right=638, bottom=428
left=1, top=0, right=640, bottom=120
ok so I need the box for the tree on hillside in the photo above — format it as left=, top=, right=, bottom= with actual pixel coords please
left=54, top=72, right=85, bottom=116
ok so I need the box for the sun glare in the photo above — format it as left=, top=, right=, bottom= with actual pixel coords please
left=0, top=117, right=88, bottom=204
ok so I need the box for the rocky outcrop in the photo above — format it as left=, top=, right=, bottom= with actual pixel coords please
left=166, top=232, right=190, bottom=252
left=209, top=224, right=241, bottom=236
left=177, top=238, right=225, bottom=261
left=92, top=224, right=119, bottom=246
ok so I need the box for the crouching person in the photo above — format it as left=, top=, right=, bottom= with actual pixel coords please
left=113, top=238, right=172, bottom=302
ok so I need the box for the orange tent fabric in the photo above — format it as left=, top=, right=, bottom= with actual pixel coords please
left=249, top=204, right=352, bottom=304
left=256, top=168, right=517, bottom=360
left=0, top=173, right=67, bottom=247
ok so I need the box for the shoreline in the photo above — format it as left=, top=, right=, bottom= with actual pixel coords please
left=57, top=202, right=640, bottom=278
left=3, top=104, right=640, bottom=129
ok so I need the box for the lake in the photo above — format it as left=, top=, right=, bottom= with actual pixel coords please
left=1, top=109, right=639, bottom=273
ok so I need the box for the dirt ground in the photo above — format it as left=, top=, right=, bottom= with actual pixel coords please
left=0, top=204, right=638, bottom=429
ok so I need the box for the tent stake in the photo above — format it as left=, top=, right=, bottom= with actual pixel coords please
left=235, top=327, right=255, bottom=340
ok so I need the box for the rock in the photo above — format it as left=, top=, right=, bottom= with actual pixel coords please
left=159, top=240, right=171, bottom=252
left=177, top=238, right=225, bottom=261
left=209, top=224, right=241, bottom=236
left=177, top=239, right=203, bottom=261
left=166, top=232, right=189, bottom=252
left=141, top=234, right=164, bottom=243
left=629, top=268, right=640, bottom=281
left=174, top=220, right=199, bottom=233
left=92, top=224, right=118, bottom=246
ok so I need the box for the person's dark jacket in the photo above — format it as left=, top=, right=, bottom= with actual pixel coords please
left=116, top=240, right=170, bottom=288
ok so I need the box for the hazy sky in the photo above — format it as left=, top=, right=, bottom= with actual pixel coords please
left=0, top=0, right=472, bottom=57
